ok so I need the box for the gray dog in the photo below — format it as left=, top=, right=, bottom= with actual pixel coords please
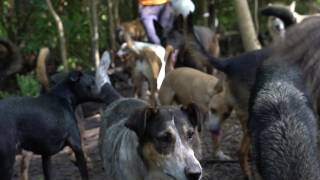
left=99, top=97, right=204, bottom=180
left=97, top=51, right=203, bottom=180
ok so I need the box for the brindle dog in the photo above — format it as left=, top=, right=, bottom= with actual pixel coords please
left=249, top=48, right=320, bottom=180
left=154, top=15, right=220, bottom=74
left=194, top=17, right=320, bottom=179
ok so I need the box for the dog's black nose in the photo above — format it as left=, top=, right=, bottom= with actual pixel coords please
left=185, top=167, right=202, bottom=180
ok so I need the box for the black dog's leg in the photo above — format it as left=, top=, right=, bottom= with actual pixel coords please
left=42, top=155, right=52, bottom=180
left=0, top=158, right=14, bottom=180
left=21, top=150, right=33, bottom=180
left=67, top=133, right=89, bottom=180
left=0, top=145, right=15, bottom=180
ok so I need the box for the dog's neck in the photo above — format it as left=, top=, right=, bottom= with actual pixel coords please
left=99, top=83, right=123, bottom=106
left=48, top=81, right=78, bottom=109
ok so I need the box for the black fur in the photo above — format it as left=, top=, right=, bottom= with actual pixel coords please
left=0, top=71, right=102, bottom=180
left=0, top=39, right=22, bottom=82
left=260, top=5, right=296, bottom=27
left=99, top=83, right=123, bottom=106
left=249, top=57, right=320, bottom=180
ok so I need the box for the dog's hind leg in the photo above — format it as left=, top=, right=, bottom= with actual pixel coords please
left=239, top=131, right=252, bottom=180
left=0, top=150, right=15, bottom=180
left=67, top=133, right=89, bottom=180
left=20, top=150, right=33, bottom=180
left=42, top=155, right=52, bottom=180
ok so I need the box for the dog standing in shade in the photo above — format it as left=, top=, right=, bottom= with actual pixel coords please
left=0, top=71, right=102, bottom=180
left=249, top=50, right=320, bottom=180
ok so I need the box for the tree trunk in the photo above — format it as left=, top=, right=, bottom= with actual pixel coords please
left=208, top=0, right=216, bottom=30
left=107, top=0, right=116, bottom=50
left=233, top=0, right=261, bottom=51
left=46, top=0, right=69, bottom=72
left=89, top=0, right=100, bottom=69
left=114, top=0, right=120, bottom=27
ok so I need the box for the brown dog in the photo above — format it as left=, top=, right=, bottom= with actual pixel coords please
left=159, top=67, right=232, bottom=160
left=116, top=19, right=147, bottom=44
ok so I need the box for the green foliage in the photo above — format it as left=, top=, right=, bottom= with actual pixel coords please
left=0, top=91, right=12, bottom=99
left=16, top=72, right=41, bottom=97
left=0, top=72, right=40, bottom=98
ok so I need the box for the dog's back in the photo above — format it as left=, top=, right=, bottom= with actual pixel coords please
left=159, top=67, right=218, bottom=107
left=249, top=64, right=320, bottom=180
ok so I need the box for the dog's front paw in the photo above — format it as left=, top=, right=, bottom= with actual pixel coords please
left=214, top=150, right=231, bottom=160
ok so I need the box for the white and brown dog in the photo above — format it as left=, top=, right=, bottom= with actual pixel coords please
left=117, top=40, right=167, bottom=104
left=159, top=67, right=232, bottom=160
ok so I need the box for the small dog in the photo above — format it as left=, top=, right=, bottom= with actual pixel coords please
left=117, top=40, right=166, bottom=104
left=116, top=19, right=147, bottom=44
left=0, top=71, right=102, bottom=180
left=159, top=67, right=232, bottom=160
left=249, top=54, right=320, bottom=180
left=98, top=78, right=203, bottom=180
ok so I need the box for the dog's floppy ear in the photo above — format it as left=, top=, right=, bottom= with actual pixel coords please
left=125, top=106, right=157, bottom=138
left=68, top=71, right=83, bottom=82
left=182, top=103, right=204, bottom=132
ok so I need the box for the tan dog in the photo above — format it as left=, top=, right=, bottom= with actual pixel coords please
left=116, top=19, right=147, bottom=43
left=159, top=67, right=232, bottom=160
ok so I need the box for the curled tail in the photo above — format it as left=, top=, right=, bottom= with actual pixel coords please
left=0, top=39, right=22, bottom=78
left=261, top=5, right=297, bottom=27
left=36, top=47, right=50, bottom=91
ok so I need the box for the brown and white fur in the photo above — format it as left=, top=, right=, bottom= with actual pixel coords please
left=117, top=39, right=166, bottom=104
left=159, top=67, right=232, bottom=160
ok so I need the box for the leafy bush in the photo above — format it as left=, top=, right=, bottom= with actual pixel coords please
left=0, top=72, right=41, bottom=99
left=16, top=72, right=41, bottom=97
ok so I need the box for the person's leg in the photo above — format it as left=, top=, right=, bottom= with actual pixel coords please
left=159, top=3, right=175, bottom=31
left=139, top=4, right=164, bottom=44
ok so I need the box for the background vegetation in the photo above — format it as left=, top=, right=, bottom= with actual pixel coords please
left=0, top=0, right=318, bottom=97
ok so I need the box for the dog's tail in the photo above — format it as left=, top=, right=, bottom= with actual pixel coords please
left=260, top=3, right=298, bottom=27
left=0, top=39, right=22, bottom=79
left=36, top=47, right=50, bottom=92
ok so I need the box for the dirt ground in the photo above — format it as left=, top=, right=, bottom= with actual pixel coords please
left=12, top=83, right=246, bottom=180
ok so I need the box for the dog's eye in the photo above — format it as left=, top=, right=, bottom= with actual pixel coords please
left=156, top=133, right=172, bottom=143
left=187, top=130, right=194, bottom=140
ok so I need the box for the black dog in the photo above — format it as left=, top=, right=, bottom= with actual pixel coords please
left=0, top=71, right=101, bottom=180
left=249, top=56, right=320, bottom=179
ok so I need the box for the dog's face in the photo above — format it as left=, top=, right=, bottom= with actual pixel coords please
left=68, top=71, right=102, bottom=103
left=126, top=104, right=203, bottom=180
left=205, top=92, right=232, bottom=138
